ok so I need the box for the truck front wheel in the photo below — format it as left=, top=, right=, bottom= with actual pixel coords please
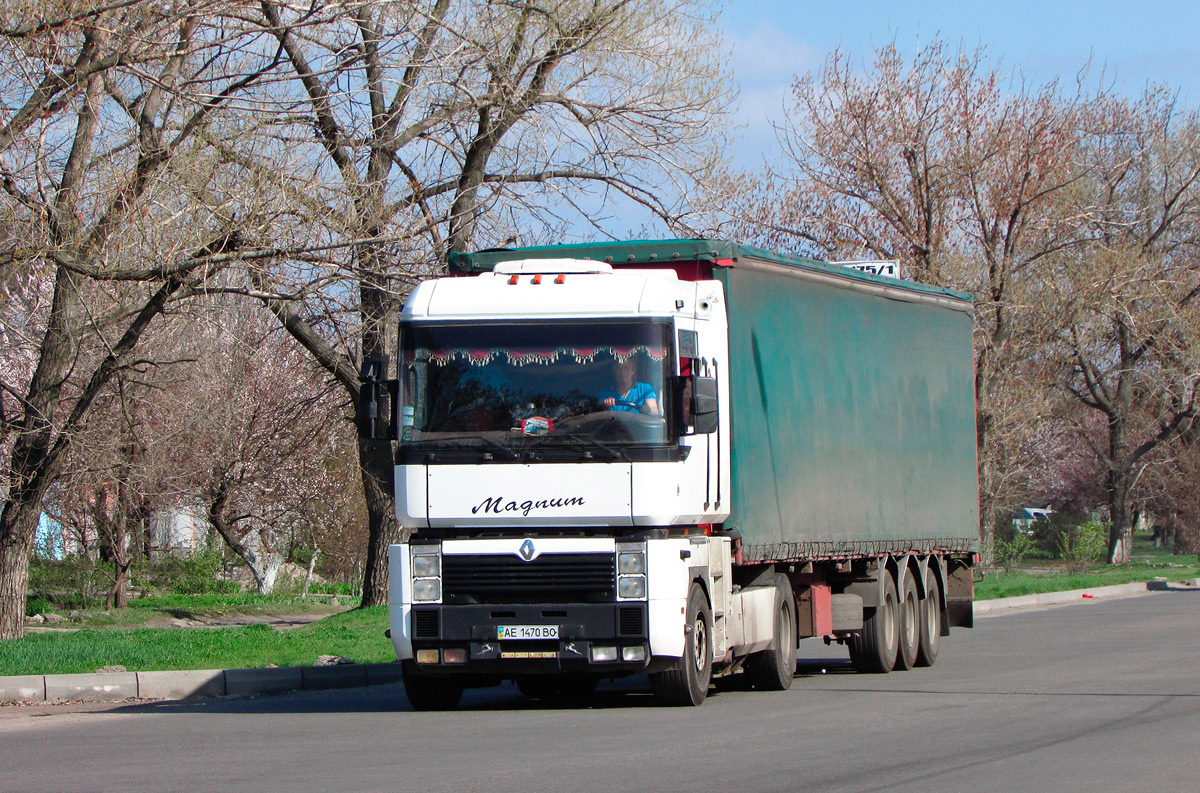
left=402, top=662, right=464, bottom=711
left=650, top=583, right=713, bottom=706
left=746, top=574, right=797, bottom=690
left=849, top=573, right=899, bottom=674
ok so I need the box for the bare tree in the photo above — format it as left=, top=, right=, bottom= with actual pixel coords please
left=209, top=0, right=731, bottom=605
left=173, top=301, right=349, bottom=595
left=0, top=2, right=284, bottom=637
left=46, top=370, right=157, bottom=608
left=1048, top=90, right=1200, bottom=563
left=39, top=290, right=360, bottom=599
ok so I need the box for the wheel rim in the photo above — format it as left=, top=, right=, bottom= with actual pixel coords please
left=780, top=602, right=792, bottom=660
left=693, top=615, right=708, bottom=673
left=882, top=592, right=897, bottom=650
left=903, top=590, right=918, bottom=648
left=924, top=586, right=940, bottom=643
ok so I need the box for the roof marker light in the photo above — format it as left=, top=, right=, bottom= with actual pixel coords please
left=508, top=274, right=519, bottom=285
left=555, top=274, right=566, bottom=284
left=532, top=274, right=542, bottom=285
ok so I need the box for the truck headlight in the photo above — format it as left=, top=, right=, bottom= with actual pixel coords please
left=618, top=551, right=646, bottom=575
left=618, top=575, right=646, bottom=599
left=412, top=553, right=440, bottom=578
left=412, top=578, right=442, bottom=602
left=591, top=646, right=618, bottom=662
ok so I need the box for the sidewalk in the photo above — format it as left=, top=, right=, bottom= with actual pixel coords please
left=3, top=578, right=1197, bottom=705
left=0, top=662, right=403, bottom=705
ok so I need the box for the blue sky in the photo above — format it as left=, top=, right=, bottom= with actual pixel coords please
left=723, top=1, right=1200, bottom=166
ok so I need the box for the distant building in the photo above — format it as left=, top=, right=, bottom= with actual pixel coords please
left=149, top=505, right=212, bottom=558
left=1013, top=504, right=1054, bottom=534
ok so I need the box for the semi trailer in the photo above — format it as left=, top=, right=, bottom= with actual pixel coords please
left=360, top=239, right=979, bottom=709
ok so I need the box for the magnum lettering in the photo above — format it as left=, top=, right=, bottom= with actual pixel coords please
left=472, top=495, right=585, bottom=517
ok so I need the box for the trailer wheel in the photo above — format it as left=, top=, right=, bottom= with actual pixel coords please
left=849, top=573, right=899, bottom=674
left=916, top=569, right=942, bottom=667
left=402, top=662, right=464, bottom=711
left=895, top=572, right=920, bottom=671
left=746, top=574, right=797, bottom=691
left=650, top=583, right=713, bottom=706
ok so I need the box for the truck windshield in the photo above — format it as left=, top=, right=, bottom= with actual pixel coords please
left=399, top=320, right=674, bottom=458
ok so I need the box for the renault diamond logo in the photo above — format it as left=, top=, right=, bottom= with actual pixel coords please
left=518, top=539, right=536, bottom=561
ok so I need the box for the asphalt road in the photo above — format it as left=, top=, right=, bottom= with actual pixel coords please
left=2, top=588, right=1197, bottom=793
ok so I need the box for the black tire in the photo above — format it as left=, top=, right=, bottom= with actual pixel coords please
left=402, top=662, right=464, bottom=711
left=650, top=583, right=713, bottom=706
left=895, top=571, right=920, bottom=671
left=916, top=568, right=942, bottom=667
left=849, top=573, right=899, bottom=674
left=746, top=574, right=797, bottom=691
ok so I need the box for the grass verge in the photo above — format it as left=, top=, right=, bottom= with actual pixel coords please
left=0, top=606, right=393, bottom=677
left=976, top=561, right=1200, bottom=600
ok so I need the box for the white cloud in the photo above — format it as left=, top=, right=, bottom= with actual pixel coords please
left=724, top=24, right=822, bottom=169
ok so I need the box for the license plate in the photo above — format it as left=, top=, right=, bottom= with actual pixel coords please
left=497, top=625, right=559, bottom=640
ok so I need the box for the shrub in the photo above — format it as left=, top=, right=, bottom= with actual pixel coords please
left=994, top=533, right=1036, bottom=573
left=1058, top=520, right=1109, bottom=572
left=27, top=557, right=111, bottom=610
left=25, top=596, right=56, bottom=616
left=135, top=549, right=239, bottom=597
left=1030, top=513, right=1080, bottom=556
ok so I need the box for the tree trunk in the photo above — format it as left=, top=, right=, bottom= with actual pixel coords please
left=206, top=487, right=285, bottom=595
left=106, top=560, right=130, bottom=610
left=975, top=362, right=996, bottom=567
left=1106, top=468, right=1132, bottom=564
left=0, top=500, right=39, bottom=639
left=356, top=264, right=399, bottom=608
left=977, top=481, right=998, bottom=567
left=250, top=555, right=283, bottom=595
left=301, top=551, right=318, bottom=599
left=358, top=435, right=398, bottom=607
left=1105, top=403, right=1133, bottom=564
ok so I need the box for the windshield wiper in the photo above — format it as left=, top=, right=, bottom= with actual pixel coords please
left=531, top=432, right=629, bottom=462
left=412, top=435, right=520, bottom=460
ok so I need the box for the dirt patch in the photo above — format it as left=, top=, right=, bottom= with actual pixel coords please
left=144, top=604, right=353, bottom=630
left=25, top=603, right=354, bottom=633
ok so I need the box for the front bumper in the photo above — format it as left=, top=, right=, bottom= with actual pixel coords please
left=409, top=602, right=649, bottom=675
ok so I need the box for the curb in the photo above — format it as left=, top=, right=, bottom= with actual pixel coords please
left=0, top=662, right=402, bottom=706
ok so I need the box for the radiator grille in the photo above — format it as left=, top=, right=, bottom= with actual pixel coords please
left=412, top=609, right=439, bottom=638
left=618, top=606, right=645, bottom=636
left=442, top=553, right=615, bottom=604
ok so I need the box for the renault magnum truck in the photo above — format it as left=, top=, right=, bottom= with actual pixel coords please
left=359, top=239, right=979, bottom=709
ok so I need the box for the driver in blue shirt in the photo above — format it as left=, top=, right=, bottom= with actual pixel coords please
left=600, top=357, right=659, bottom=415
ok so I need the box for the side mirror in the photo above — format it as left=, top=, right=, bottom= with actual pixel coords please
left=691, top=375, right=718, bottom=435
left=357, top=357, right=397, bottom=440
